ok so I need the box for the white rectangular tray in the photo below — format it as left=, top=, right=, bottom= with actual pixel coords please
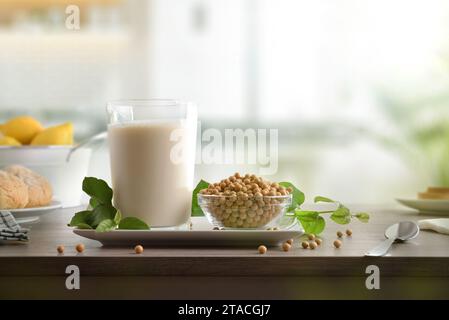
left=73, top=217, right=303, bottom=247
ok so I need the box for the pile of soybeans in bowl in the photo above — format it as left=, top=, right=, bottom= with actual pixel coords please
left=197, top=173, right=293, bottom=229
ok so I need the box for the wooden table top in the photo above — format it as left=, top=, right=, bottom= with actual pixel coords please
left=1, top=205, right=448, bottom=277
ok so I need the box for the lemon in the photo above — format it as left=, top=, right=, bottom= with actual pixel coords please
left=31, top=122, right=74, bottom=146
left=0, top=135, right=22, bottom=146
left=0, top=116, right=44, bottom=144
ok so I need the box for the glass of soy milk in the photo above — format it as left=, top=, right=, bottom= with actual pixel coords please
left=107, top=100, right=197, bottom=228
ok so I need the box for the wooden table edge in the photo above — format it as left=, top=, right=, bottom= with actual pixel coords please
left=1, top=256, right=448, bottom=277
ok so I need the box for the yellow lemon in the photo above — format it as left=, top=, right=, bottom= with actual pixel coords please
left=31, top=122, right=74, bottom=146
left=0, top=135, right=22, bottom=146
left=1, top=116, right=44, bottom=144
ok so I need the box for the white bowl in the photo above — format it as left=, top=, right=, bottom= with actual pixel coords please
left=0, top=146, right=92, bottom=207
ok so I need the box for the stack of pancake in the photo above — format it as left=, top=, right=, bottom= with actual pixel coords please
left=418, top=187, right=449, bottom=200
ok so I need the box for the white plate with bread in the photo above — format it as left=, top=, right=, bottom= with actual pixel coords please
left=1, top=164, right=61, bottom=222
left=397, top=187, right=449, bottom=215
left=7, top=200, right=62, bottom=217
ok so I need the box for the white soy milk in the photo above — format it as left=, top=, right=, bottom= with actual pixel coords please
left=108, top=120, right=195, bottom=227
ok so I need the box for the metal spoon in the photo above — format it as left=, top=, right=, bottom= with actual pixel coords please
left=365, top=221, right=419, bottom=257
left=66, top=131, right=107, bottom=162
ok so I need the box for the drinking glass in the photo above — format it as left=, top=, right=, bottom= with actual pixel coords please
left=107, top=100, right=197, bottom=228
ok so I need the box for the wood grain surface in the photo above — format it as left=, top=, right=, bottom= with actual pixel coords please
left=1, top=205, right=449, bottom=299
left=1, top=205, right=448, bottom=278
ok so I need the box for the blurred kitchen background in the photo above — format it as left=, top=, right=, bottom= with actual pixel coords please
left=1, top=0, right=449, bottom=204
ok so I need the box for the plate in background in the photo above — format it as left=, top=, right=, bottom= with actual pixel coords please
left=396, top=198, right=449, bottom=215
left=7, top=200, right=62, bottom=222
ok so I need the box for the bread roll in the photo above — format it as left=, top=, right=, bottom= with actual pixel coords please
left=0, top=170, right=29, bottom=209
left=5, top=165, right=52, bottom=207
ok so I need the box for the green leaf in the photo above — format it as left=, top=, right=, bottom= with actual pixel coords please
left=95, top=219, right=117, bottom=233
left=330, top=205, right=351, bottom=225
left=68, top=210, right=93, bottom=227
left=89, top=198, right=100, bottom=209
left=68, top=176, right=159, bottom=232
left=114, top=210, right=122, bottom=225
left=76, top=223, right=93, bottom=229
left=294, top=209, right=326, bottom=234
left=90, top=204, right=116, bottom=228
left=279, top=182, right=305, bottom=212
left=314, top=196, right=336, bottom=203
left=118, top=217, right=150, bottom=230
left=298, top=215, right=325, bottom=235
left=355, top=212, right=370, bottom=223
left=191, top=180, right=210, bottom=217
left=82, top=177, right=113, bottom=205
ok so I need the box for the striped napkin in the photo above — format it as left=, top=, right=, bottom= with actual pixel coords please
left=0, top=210, right=29, bottom=242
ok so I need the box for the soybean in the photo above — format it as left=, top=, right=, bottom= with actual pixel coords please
left=258, top=245, right=267, bottom=254
left=333, top=240, right=342, bottom=248
left=75, top=243, right=84, bottom=253
left=134, top=245, right=144, bottom=254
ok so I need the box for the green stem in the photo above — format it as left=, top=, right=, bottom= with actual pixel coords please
left=287, top=210, right=334, bottom=216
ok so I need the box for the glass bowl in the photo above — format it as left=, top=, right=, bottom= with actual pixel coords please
left=198, top=193, right=292, bottom=229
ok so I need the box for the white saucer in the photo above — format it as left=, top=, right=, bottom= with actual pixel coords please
left=396, top=198, right=449, bottom=215
left=7, top=200, right=62, bottom=221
